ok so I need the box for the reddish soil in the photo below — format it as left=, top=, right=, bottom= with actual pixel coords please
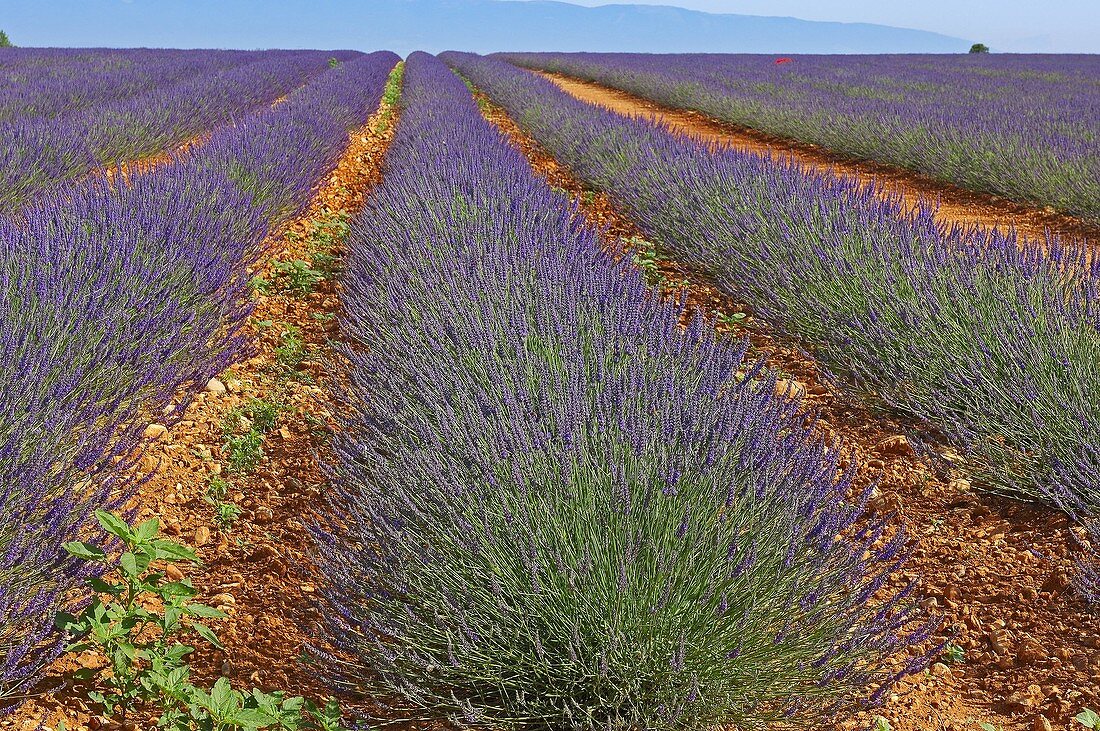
left=471, top=85, right=1100, bottom=731
left=2, top=90, right=398, bottom=731
left=101, top=133, right=210, bottom=183
left=538, top=71, right=1100, bottom=248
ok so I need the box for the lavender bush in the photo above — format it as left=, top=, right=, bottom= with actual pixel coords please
left=444, top=52, right=1100, bottom=517
left=0, top=49, right=256, bottom=124
left=0, top=50, right=398, bottom=714
left=499, top=52, right=1100, bottom=222
left=189, top=51, right=397, bottom=228
left=313, top=52, right=929, bottom=731
left=0, top=48, right=363, bottom=213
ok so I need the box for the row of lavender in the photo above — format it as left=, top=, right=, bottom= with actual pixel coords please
left=313, top=51, right=928, bottom=730
left=0, top=51, right=398, bottom=713
left=0, top=48, right=261, bottom=123
left=444, top=53, right=1100, bottom=521
left=0, top=48, right=359, bottom=213
left=499, top=52, right=1100, bottom=222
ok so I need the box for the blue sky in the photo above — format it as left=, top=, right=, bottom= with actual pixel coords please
left=561, top=0, right=1100, bottom=52
left=2, top=0, right=1097, bottom=53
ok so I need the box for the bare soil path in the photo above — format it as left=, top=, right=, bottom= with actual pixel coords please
left=98, top=93, right=292, bottom=186
left=470, top=82, right=1100, bottom=731
left=539, top=71, right=1099, bottom=247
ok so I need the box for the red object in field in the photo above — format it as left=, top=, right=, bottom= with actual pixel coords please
left=775, top=57, right=792, bottom=64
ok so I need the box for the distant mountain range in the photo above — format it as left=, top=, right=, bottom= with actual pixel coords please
left=7, top=0, right=971, bottom=54
left=379, top=0, right=971, bottom=53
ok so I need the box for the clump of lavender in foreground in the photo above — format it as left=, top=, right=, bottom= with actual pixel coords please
left=312, top=52, right=933, bottom=731
left=446, top=52, right=1100, bottom=542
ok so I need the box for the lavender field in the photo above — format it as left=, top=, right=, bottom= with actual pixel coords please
left=447, top=50, right=1100, bottom=517
left=0, top=47, right=396, bottom=717
left=0, top=49, right=363, bottom=212
left=499, top=52, right=1100, bottom=221
left=2, top=41, right=1099, bottom=731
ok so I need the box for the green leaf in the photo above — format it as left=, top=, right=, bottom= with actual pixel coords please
left=115, top=641, right=138, bottom=660
left=133, top=549, right=153, bottom=574
left=1077, top=709, right=1100, bottom=729
left=161, top=580, right=200, bottom=599
left=210, top=677, right=237, bottom=715
left=152, top=539, right=198, bottom=562
left=95, top=511, right=133, bottom=541
left=134, top=517, right=161, bottom=542
left=186, top=603, right=228, bottom=619
left=124, top=606, right=152, bottom=622
left=191, top=686, right=215, bottom=713
left=165, top=643, right=195, bottom=662
left=55, top=612, right=83, bottom=633
left=64, top=640, right=93, bottom=655
left=231, top=708, right=278, bottom=728
left=164, top=605, right=182, bottom=629
left=119, top=552, right=140, bottom=577
left=192, top=622, right=225, bottom=650
left=87, top=577, right=123, bottom=595
left=63, top=541, right=105, bottom=561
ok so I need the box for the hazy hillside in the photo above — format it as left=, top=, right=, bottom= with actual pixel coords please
left=376, top=0, right=969, bottom=53
left=4, top=0, right=970, bottom=53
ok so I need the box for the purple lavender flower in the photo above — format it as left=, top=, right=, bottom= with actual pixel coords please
left=312, top=52, right=925, bottom=731
left=447, top=51, right=1100, bottom=522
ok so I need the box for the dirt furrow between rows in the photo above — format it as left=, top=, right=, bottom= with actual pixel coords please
left=469, top=83, right=1100, bottom=731
left=3, top=83, right=400, bottom=731
left=537, top=71, right=1099, bottom=248
left=97, top=93, right=295, bottom=187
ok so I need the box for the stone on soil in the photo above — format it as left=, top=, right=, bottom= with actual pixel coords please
left=143, top=423, right=168, bottom=440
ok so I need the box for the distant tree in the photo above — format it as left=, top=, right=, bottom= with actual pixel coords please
left=0, top=30, right=12, bottom=48
left=969, top=43, right=990, bottom=53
